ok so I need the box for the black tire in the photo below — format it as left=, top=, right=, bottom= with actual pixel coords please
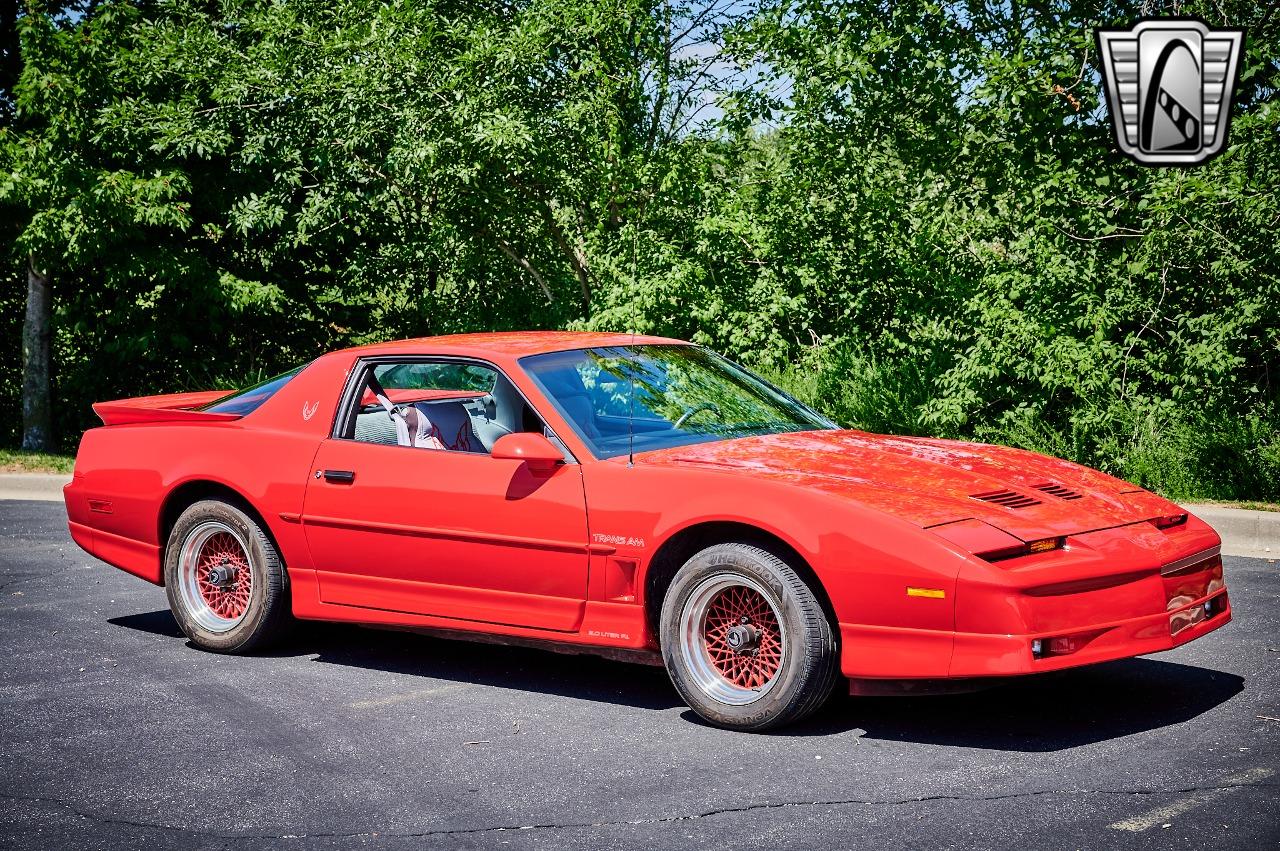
left=659, top=542, right=839, bottom=732
left=164, top=499, right=291, bottom=653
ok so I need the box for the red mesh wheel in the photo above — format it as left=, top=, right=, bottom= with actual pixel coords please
left=665, top=543, right=838, bottom=729
left=194, top=531, right=252, bottom=621
left=168, top=501, right=293, bottom=651
left=702, top=584, right=784, bottom=689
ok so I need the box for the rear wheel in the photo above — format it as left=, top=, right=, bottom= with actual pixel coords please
left=164, top=499, right=290, bottom=653
left=660, top=542, right=839, bottom=731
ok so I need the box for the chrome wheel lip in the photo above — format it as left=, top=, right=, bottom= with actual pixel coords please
left=678, top=573, right=787, bottom=706
left=178, top=520, right=252, bottom=634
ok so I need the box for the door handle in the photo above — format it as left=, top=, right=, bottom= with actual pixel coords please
left=321, top=469, right=355, bottom=484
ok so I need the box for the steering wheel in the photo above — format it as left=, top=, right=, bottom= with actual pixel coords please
left=673, top=402, right=722, bottom=429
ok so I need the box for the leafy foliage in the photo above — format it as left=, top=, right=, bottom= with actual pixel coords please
left=2, top=0, right=1277, bottom=499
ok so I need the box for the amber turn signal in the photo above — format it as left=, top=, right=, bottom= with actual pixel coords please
left=979, top=536, right=1065, bottom=562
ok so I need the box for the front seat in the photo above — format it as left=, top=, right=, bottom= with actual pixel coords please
left=409, top=400, right=484, bottom=452
left=470, top=377, right=520, bottom=452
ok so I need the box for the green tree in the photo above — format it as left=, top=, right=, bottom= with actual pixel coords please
left=700, top=0, right=1280, bottom=496
left=3, top=0, right=730, bottom=445
left=2, top=0, right=1277, bottom=499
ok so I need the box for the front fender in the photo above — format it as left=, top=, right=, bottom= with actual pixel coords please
left=582, top=460, right=978, bottom=671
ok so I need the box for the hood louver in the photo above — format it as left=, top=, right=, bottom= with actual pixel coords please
left=1034, top=482, right=1084, bottom=501
left=971, top=489, right=1042, bottom=509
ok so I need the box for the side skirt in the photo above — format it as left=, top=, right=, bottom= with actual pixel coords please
left=288, top=566, right=659, bottom=664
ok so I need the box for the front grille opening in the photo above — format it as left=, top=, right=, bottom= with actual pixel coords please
left=971, top=489, right=1042, bottom=509
left=1033, top=482, right=1084, bottom=501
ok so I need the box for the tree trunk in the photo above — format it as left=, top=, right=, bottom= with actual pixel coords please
left=21, top=256, right=53, bottom=451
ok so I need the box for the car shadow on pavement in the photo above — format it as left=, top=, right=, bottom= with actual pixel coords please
left=303, top=624, right=686, bottom=711
left=110, top=610, right=1243, bottom=744
left=764, top=657, right=1245, bottom=750
left=107, top=609, right=186, bottom=638
left=110, top=610, right=684, bottom=712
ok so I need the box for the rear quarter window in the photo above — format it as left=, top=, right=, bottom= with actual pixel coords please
left=202, top=366, right=304, bottom=415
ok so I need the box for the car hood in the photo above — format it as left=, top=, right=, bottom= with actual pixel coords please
left=638, top=429, right=1178, bottom=540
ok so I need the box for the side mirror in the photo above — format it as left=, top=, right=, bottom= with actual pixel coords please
left=491, top=432, right=564, bottom=473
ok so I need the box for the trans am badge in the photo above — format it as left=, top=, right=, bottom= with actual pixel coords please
left=1096, top=18, right=1244, bottom=166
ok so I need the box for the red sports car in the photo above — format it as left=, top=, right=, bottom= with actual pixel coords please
left=64, top=332, right=1230, bottom=730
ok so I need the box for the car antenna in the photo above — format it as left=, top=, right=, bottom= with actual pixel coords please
left=627, top=343, right=636, bottom=468
left=627, top=229, right=637, bottom=469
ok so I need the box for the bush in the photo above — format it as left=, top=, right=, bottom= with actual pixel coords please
left=762, top=345, right=1280, bottom=502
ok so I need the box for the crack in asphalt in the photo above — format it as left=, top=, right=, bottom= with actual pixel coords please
left=3, top=781, right=1277, bottom=841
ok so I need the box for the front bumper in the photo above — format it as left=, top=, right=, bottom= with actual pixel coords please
left=946, top=584, right=1230, bottom=677
left=840, top=518, right=1231, bottom=681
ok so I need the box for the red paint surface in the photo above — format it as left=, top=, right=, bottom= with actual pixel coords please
left=92, top=390, right=240, bottom=425
left=64, top=331, right=1230, bottom=684
left=357, top=387, right=483, bottom=407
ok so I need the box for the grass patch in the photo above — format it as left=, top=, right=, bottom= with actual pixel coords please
left=1235, top=501, right=1280, bottom=512
left=1194, top=500, right=1280, bottom=513
left=0, top=448, right=76, bottom=474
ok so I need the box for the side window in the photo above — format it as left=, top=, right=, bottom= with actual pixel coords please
left=347, top=360, right=545, bottom=454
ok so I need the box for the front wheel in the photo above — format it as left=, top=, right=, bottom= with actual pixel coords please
left=660, top=542, right=839, bottom=731
left=164, top=499, right=291, bottom=653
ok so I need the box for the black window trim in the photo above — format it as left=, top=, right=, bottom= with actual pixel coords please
left=331, top=354, right=579, bottom=465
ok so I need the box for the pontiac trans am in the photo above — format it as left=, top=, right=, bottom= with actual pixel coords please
left=63, top=332, right=1230, bottom=731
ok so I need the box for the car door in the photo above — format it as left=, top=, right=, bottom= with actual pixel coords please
left=300, top=360, right=590, bottom=632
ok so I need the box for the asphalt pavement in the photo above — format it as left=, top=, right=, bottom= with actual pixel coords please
left=1, top=499, right=1277, bottom=850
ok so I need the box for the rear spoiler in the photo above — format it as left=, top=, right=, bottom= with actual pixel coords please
left=92, top=390, right=241, bottom=426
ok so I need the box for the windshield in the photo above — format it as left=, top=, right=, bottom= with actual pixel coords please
left=520, top=345, right=836, bottom=459
left=201, top=366, right=304, bottom=415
